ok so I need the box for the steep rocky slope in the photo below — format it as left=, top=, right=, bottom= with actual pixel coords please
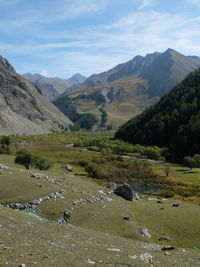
left=55, top=49, right=200, bottom=129
left=0, top=56, right=72, bottom=135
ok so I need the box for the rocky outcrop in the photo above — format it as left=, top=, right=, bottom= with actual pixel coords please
left=0, top=55, right=72, bottom=135
left=114, top=183, right=139, bottom=201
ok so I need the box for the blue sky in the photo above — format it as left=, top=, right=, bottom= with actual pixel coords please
left=0, top=0, right=200, bottom=78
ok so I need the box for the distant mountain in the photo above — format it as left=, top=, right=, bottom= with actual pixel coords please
left=67, top=73, right=87, bottom=84
left=115, top=68, right=200, bottom=159
left=23, top=73, right=87, bottom=101
left=54, top=49, right=200, bottom=129
left=23, top=73, right=71, bottom=100
left=0, top=56, right=71, bottom=135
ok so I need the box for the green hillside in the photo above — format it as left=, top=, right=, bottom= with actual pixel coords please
left=115, top=68, right=200, bottom=159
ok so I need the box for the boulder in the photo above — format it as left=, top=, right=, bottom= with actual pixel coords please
left=114, top=183, right=139, bottom=201
left=65, top=164, right=74, bottom=172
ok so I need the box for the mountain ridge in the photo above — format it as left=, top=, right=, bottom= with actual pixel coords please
left=23, top=73, right=87, bottom=100
left=0, top=55, right=72, bottom=135
left=54, top=49, right=200, bottom=129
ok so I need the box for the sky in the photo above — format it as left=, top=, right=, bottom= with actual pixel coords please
left=0, top=0, right=200, bottom=78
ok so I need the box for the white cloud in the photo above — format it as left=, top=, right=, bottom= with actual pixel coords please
left=40, top=70, right=49, bottom=77
left=1, top=2, right=200, bottom=76
left=138, top=0, right=154, bottom=9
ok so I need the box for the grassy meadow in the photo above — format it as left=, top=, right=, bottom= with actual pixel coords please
left=0, top=132, right=200, bottom=266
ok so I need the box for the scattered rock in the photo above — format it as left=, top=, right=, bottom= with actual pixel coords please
left=141, top=243, right=161, bottom=251
left=86, top=259, right=96, bottom=264
left=65, top=164, right=74, bottom=172
left=107, top=248, right=121, bottom=252
left=123, top=216, right=130, bottom=221
left=158, top=236, right=170, bottom=241
left=141, top=228, right=151, bottom=238
left=65, top=143, right=74, bottom=148
left=114, top=183, right=139, bottom=201
left=129, top=255, right=137, bottom=259
left=8, top=190, right=65, bottom=211
left=0, top=164, right=9, bottom=170
left=63, top=210, right=71, bottom=222
left=172, top=203, right=181, bottom=207
left=161, top=245, right=175, bottom=251
left=139, top=253, right=153, bottom=263
left=37, top=183, right=44, bottom=187
left=107, top=182, right=117, bottom=190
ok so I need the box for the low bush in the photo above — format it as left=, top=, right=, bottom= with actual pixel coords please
left=15, top=150, right=52, bottom=170
left=0, top=136, right=10, bottom=154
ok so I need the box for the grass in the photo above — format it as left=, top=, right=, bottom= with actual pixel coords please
left=2, top=206, right=199, bottom=267
left=0, top=132, right=199, bottom=262
left=130, top=199, right=200, bottom=249
left=0, top=169, right=58, bottom=204
left=153, top=163, right=200, bottom=185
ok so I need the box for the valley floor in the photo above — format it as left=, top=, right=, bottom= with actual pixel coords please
left=0, top=134, right=200, bottom=266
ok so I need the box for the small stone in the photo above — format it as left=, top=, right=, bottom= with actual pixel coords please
left=129, top=255, right=137, bottom=259
left=123, top=216, right=130, bottom=221
left=19, top=264, right=26, bottom=267
left=161, top=245, right=175, bottom=251
left=172, top=203, right=181, bottom=207
left=107, top=248, right=121, bottom=252
left=141, top=228, right=151, bottom=238
left=140, top=253, right=153, bottom=263
left=107, top=182, right=117, bottom=190
left=158, top=236, right=170, bottom=241
left=63, top=210, right=71, bottom=222
left=86, top=259, right=96, bottom=264
left=65, top=164, right=74, bottom=172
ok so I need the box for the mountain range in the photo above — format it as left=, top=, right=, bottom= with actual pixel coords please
left=0, top=56, right=72, bottom=135
left=54, top=49, right=200, bottom=129
left=23, top=73, right=87, bottom=101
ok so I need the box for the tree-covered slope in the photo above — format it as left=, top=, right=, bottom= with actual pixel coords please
left=115, top=68, right=200, bottom=158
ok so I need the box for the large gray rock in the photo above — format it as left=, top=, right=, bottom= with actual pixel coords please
left=114, top=183, right=139, bottom=201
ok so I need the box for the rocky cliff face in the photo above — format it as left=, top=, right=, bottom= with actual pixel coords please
left=0, top=56, right=72, bottom=135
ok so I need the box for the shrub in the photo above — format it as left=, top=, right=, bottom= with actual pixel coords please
left=15, top=150, right=52, bottom=170
left=0, top=136, right=10, bottom=154
left=184, top=154, right=200, bottom=168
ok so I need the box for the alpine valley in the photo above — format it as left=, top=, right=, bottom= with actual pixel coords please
left=54, top=49, right=200, bottom=129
